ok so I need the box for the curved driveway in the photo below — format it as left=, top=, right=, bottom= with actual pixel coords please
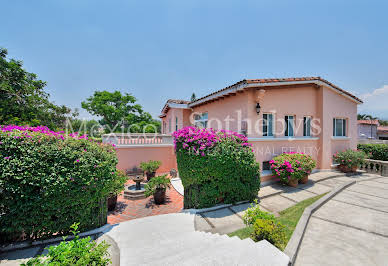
left=295, top=175, right=388, bottom=266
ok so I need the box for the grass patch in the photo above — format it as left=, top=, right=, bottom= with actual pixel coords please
left=228, top=193, right=327, bottom=245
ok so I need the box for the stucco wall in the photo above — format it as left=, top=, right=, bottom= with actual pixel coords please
left=246, top=85, right=318, bottom=138
left=115, top=146, right=177, bottom=174
left=192, top=91, right=249, bottom=133
left=251, top=139, right=320, bottom=166
left=322, top=85, right=358, bottom=168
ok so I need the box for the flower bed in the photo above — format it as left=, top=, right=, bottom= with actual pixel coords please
left=173, top=127, right=260, bottom=209
left=0, top=125, right=126, bottom=243
left=270, top=152, right=316, bottom=185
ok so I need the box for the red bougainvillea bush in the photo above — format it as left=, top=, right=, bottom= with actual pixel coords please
left=270, top=152, right=316, bottom=184
left=173, top=127, right=260, bottom=209
left=0, top=125, right=126, bottom=243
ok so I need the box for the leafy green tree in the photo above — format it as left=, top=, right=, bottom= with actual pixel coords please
left=67, top=118, right=103, bottom=137
left=0, top=47, right=70, bottom=129
left=81, top=90, right=160, bottom=133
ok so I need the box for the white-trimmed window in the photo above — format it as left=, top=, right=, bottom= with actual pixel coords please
left=303, top=116, right=311, bottom=137
left=333, top=118, right=346, bottom=137
left=285, top=115, right=294, bottom=137
left=263, top=113, right=274, bottom=137
left=194, top=113, right=208, bottom=128
left=169, top=118, right=172, bottom=133
left=175, top=117, right=178, bottom=131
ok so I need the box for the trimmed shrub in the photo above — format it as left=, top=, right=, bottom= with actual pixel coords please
left=333, top=149, right=367, bottom=168
left=269, top=153, right=316, bottom=184
left=358, top=144, right=388, bottom=161
left=0, top=125, right=126, bottom=242
left=251, top=218, right=287, bottom=250
left=242, top=200, right=275, bottom=226
left=173, top=127, right=260, bottom=209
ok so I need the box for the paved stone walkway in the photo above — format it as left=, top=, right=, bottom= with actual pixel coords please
left=295, top=175, right=388, bottom=266
left=195, top=171, right=379, bottom=235
left=107, top=179, right=183, bottom=224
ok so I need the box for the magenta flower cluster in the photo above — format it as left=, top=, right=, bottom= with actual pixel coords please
left=173, top=126, right=252, bottom=156
left=0, top=125, right=89, bottom=140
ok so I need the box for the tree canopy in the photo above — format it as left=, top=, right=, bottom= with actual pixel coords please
left=0, top=47, right=70, bottom=129
left=81, top=90, right=160, bottom=133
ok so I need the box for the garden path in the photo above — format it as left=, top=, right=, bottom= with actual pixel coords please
left=194, top=171, right=380, bottom=235
left=295, top=175, right=388, bottom=265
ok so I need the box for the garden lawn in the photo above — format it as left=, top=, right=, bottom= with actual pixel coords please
left=228, top=193, right=326, bottom=247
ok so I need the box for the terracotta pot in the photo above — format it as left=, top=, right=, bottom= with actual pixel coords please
left=300, top=175, right=309, bottom=184
left=107, top=195, right=118, bottom=211
left=146, top=171, right=156, bottom=181
left=288, top=179, right=298, bottom=187
left=339, top=165, right=357, bottom=173
left=153, top=188, right=166, bottom=204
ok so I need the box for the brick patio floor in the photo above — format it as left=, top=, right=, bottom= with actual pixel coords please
left=107, top=179, right=183, bottom=224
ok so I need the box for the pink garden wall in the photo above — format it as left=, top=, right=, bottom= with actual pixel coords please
left=115, top=146, right=177, bottom=174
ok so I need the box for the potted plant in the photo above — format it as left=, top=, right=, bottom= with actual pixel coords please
left=333, top=149, right=366, bottom=173
left=140, top=160, right=162, bottom=181
left=270, top=152, right=316, bottom=187
left=144, top=174, right=171, bottom=204
left=107, top=171, right=127, bottom=211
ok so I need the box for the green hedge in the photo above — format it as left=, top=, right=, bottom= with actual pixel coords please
left=357, top=143, right=388, bottom=161
left=174, top=127, right=260, bottom=209
left=0, top=126, right=125, bottom=242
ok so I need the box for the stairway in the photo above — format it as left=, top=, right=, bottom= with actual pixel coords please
left=105, top=212, right=289, bottom=265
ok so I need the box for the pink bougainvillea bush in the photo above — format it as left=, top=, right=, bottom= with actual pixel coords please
left=173, top=127, right=260, bottom=209
left=270, top=152, right=316, bottom=184
left=0, top=125, right=126, bottom=243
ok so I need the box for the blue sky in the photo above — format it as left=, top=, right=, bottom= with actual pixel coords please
left=2, top=0, right=388, bottom=119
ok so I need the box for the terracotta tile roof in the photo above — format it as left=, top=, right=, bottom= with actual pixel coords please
left=357, top=120, right=379, bottom=125
left=189, top=77, right=363, bottom=106
left=378, top=126, right=388, bottom=133
left=159, top=99, right=190, bottom=117
left=167, top=99, right=190, bottom=104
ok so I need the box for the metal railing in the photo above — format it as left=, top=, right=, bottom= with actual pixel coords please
left=360, top=159, right=388, bottom=177
left=102, top=133, right=173, bottom=146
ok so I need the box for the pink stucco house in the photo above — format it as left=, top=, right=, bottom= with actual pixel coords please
left=159, top=77, right=362, bottom=181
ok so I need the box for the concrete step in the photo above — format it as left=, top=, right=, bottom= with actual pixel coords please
left=157, top=234, right=289, bottom=266
left=107, top=212, right=289, bottom=266
left=120, top=231, right=232, bottom=265
left=154, top=232, right=254, bottom=265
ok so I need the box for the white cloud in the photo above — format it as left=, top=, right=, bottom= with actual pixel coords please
left=358, top=85, right=388, bottom=119
left=360, top=85, right=388, bottom=100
